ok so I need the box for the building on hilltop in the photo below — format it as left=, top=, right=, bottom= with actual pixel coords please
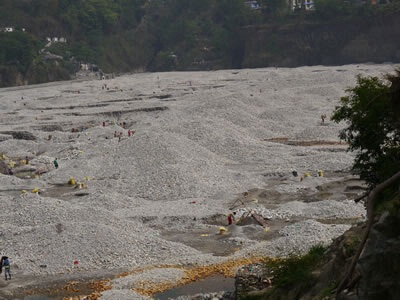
left=244, top=1, right=261, bottom=10
left=1, top=27, right=26, bottom=33
left=3, top=27, right=14, bottom=32
left=304, top=0, right=315, bottom=10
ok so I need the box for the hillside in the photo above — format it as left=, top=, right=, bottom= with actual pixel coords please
left=1, top=0, right=400, bottom=87
left=241, top=12, right=400, bottom=68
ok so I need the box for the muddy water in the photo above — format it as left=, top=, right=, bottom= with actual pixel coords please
left=160, top=173, right=366, bottom=258
left=41, top=183, right=89, bottom=200
left=24, top=296, right=52, bottom=300
left=161, top=217, right=297, bottom=257
left=161, top=229, right=242, bottom=256
left=155, top=275, right=235, bottom=300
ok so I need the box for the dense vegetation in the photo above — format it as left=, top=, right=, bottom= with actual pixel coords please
left=265, top=245, right=328, bottom=298
left=332, top=71, right=400, bottom=202
left=1, top=0, right=400, bottom=86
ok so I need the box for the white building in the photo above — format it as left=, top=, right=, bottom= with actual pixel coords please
left=244, top=1, right=261, bottom=9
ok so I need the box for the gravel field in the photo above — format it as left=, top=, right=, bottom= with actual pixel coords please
left=0, top=64, right=397, bottom=299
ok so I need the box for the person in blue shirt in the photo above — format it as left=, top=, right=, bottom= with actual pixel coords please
left=53, top=158, right=59, bottom=169
left=0, top=256, right=11, bottom=280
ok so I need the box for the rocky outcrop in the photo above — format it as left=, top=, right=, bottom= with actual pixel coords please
left=356, top=211, right=400, bottom=299
left=235, top=264, right=270, bottom=299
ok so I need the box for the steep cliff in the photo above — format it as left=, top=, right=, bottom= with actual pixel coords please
left=241, top=13, right=400, bottom=68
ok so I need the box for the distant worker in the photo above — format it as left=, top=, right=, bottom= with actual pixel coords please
left=0, top=256, right=11, bottom=280
left=321, top=114, right=327, bottom=124
left=53, top=158, right=59, bottom=169
left=228, top=212, right=236, bottom=225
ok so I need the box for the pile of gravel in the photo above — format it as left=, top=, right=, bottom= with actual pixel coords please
left=0, top=64, right=397, bottom=298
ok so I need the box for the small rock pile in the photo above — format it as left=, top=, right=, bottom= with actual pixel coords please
left=235, top=264, right=270, bottom=300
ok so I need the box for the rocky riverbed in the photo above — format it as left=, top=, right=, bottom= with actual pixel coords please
left=0, top=64, right=398, bottom=299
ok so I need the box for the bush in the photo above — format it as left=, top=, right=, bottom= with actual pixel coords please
left=266, top=244, right=326, bottom=289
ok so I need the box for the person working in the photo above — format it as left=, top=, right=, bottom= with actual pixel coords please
left=53, top=158, right=59, bottom=169
left=228, top=212, right=236, bottom=225
left=0, top=256, right=11, bottom=280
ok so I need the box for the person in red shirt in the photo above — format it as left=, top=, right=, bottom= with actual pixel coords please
left=228, top=212, right=236, bottom=225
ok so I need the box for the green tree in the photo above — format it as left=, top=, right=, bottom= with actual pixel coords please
left=332, top=73, right=400, bottom=189
left=115, top=0, right=145, bottom=29
left=60, top=0, right=119, bottom=34
left=314, top=0, right=362, bottom=19
left=332, top=70, right=400, bottom=296
left=259, top=0, right=288, bottom=18
left=0, top=32, right=38, bottom=72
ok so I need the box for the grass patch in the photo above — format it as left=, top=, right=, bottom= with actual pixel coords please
left=242, top=245, right=328, bottom=300
left=267, top=245, right=326, bottom=288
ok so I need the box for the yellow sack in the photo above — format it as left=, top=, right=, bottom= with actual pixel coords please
left=68, top=178, right=76, bottom=185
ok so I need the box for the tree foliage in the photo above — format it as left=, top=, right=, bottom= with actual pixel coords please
left=1, top=0, right=400, bottom=84
left=259, top=0, right=288, bottom=18
left=333, top=71, right=400, bottom=294
left=0, top=32, right=39, bottom=72
left=314, top=0, right=359, bottom=19
left=59, top=0, right=119, bottom=34
left=332, top=71, right=400, bottom=195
